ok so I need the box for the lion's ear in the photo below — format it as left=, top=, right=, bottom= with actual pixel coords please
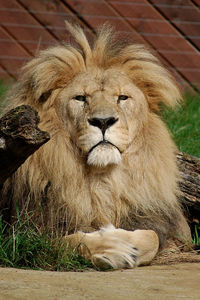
left=142, top=78, right=182, bottom=112
left=38, top=90, right=53, bottom=103
left=120, top=45, right=182, bottom=112
left=16, top=45, right=85, bottom=106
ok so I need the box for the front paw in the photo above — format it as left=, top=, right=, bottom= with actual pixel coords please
left=92, top=240, right=139, bottom=270
left=81, top=225, right=139, bottom=269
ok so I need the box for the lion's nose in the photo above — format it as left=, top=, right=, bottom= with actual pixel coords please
left=88, top=117, right=118, bottom=135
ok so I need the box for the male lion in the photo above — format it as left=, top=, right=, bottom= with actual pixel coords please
left=1, top=22, right=191, bottom=269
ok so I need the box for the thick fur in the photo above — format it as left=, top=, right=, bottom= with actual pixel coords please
left=1, top=22, right=191, bottom=267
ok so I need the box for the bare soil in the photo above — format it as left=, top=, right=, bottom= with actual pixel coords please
left=0, top=263, right=200, bottom=300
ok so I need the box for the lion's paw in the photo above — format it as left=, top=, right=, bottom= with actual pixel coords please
left=92, top=242, right=139, bottom=270
left=82, top=224, right=139, bottom=269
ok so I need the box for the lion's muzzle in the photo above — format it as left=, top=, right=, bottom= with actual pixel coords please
left=87, top=116, right=121, bottom=167
left=87, top=141, right=121, bottom=167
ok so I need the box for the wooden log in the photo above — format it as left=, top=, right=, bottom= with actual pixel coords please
left=177, top=152, right=200, bottom=226
left=0, top=105, right=50, bottom=187
left=177, top=152, right=200, bottom=210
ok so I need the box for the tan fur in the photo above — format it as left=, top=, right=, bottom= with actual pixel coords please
left=2, top=22, right=191, bottom=268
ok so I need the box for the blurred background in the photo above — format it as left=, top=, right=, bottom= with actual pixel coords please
left=0, top=0, right=199, bottom=91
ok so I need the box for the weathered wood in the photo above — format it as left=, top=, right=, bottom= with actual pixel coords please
left=177, top=152, right=200, bottom=211
left=0, top=105, right=50, bottom=186
left=177, top=152, right=200, bottom=228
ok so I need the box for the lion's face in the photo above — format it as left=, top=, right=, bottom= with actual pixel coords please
left=57, top=67, right=148, bottom=167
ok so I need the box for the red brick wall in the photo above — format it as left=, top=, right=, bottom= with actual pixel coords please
left=0, top=0, right=199, bottom=91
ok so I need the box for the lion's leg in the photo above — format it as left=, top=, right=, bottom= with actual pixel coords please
left=66, top=225, right=159, bottom=269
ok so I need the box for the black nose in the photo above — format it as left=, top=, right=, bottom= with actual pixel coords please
left=88, top=117, right=118, bottom=135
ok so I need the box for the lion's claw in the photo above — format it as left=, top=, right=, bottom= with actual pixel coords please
left=92, top=245, right=139, bottom=269
left=85, top=226, right=140, bottom=269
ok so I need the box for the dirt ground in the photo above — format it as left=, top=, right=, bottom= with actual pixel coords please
left=0, top=263, right=200, bottom=300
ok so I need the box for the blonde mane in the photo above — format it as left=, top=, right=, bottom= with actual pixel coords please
left=3, top=22, right=183, bottom=245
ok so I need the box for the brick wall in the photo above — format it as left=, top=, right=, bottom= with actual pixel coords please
left=0, top=0, right=199, bottom=91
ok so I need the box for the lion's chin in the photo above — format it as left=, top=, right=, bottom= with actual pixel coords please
left=87, top=144, right=121, bottom=167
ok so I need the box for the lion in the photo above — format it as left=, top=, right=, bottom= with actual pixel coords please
left=1, top=21, right=191, bottom=269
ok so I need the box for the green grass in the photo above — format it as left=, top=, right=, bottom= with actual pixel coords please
left=162, top=93, right=200, bottom=245
left=192, top=225, right=200, bottom=246
left=0, top=81, right=9, bottom=114
left=161, top=93, right=200, bottom=157
left=0, top=81, right=7, bottom=97
left=0, top=213, right=92, bottom=271
left=0, top=80, right=9, bottom=102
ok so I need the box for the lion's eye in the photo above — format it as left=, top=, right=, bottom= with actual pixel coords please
left=74, top=95, right=87, bottom=102
left=118, top=95, right=129, bottom=103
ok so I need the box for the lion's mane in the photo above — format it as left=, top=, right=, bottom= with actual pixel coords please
left=2, top=22, right=186, bottom=246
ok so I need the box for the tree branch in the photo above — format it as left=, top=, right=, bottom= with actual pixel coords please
left=0, top=105, right=50, bottom=187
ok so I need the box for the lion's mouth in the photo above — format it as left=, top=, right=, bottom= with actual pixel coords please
left=88, top=140, right=120, bottom=155
left=87, top=140, right=122, bottom=167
